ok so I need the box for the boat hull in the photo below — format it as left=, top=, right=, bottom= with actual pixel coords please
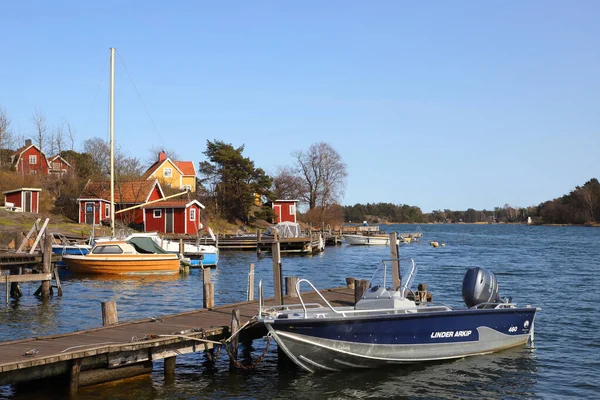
left=343, top=234, right=390, bottom=245
left=266, top=307, right=537, bottom=372
left=62, top=254, right=180, bottom=275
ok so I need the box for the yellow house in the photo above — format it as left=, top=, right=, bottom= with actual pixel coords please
left=144, top=151, right=196, bottom=192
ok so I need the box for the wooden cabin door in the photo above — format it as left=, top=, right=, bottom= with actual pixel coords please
left=85, top=202, right=95, bottom=224
left=24, top=191, right=32, bottom=212
left=166, top=209, right=174, bottom=233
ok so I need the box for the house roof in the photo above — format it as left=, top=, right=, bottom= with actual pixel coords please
left=3, top=188, right=42, bottom=195
left=79, top=180, right=163, bottom=203
left=48, top=155, right=72, bottom=168
left=144, top=158, right=196, bottom=178
left=143, top=199, right=205, bottom=209
left=174, top=161, right=196, bottom=176
left=11, top=143, right=51, bottom=168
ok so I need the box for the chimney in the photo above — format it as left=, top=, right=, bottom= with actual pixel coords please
left=25, top=139, right=32, bottom=147
left=159, top=151, right=166, bottom=162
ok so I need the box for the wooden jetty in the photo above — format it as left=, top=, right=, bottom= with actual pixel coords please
left=0, top=286, right=356, bottom=393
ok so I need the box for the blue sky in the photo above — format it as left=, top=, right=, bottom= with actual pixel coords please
left=1, top=1, right=598, bottom=212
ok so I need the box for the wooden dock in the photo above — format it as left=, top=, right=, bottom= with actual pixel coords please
left=0, top=287, right=355, bottom=392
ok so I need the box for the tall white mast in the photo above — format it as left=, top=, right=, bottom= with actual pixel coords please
left=109, top=47, right=115, bottom=237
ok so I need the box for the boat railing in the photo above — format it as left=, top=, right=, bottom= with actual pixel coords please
left=472, top=302, right=518, bottom=309
left=371, top=258, right=417, bottom=298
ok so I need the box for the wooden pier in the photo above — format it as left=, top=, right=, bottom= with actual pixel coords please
left=0, top=286, right=356, bottom=393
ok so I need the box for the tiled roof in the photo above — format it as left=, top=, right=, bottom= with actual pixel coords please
left=174, top=161, right=196, bottom=176
left=80, top=180, right=160, bottom=203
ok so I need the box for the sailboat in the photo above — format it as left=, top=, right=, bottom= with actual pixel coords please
left=63, top=48, right=180, bottom=275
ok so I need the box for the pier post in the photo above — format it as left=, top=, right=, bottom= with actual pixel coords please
left=272, top=231, right=283, bottom=305
left=229, top=309, right=240, bottom=369
left=354, top=279, right=370, bottom=304
left=247, top=263, right=255, bottom=301
left=285, top=276, right=299, bottom=298
left=102, top=301, right=119, bottom=325
left=203, top=267, right=214, bottom=308
left=69, top=359, right=82, bottom=396
left=389, top=232, right=401, bottom=290
left=164, top=356, right=176, bottom=384
left=41, top=235, right=52, bottom=298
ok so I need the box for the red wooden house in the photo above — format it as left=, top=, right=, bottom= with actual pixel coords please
left=77, top=179, right=165, bottom=226
left=10, top=139, right=50, bottom=176
left=272, top=199, right=299, bottom=223
left=48, top=155, right=72, bottom=177
left=142, top=199, right=205, bottom=234
left=2, top=188, right=41, bottom=213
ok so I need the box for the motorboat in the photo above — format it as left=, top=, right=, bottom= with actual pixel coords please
left=343, top=233, right=391, bottom=245
left=94, top=231, right=218, bottom=267
left=258, top=259, right=539, bottom=372
left=62, top=237, right=180, bottom=275
left=50, top=232, right=92, bottom=257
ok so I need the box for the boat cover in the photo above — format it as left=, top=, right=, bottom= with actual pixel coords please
left=265, top=222, right=303, bottom=238
left=127, top=237, right=170, bottom=254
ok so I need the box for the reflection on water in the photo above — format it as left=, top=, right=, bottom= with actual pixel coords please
left=2, top=224, right=600, bottom=399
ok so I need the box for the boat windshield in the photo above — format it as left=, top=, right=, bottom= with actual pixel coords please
left=368, top=258, right=417, bottom=297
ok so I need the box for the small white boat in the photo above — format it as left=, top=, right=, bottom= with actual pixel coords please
left=343, top=234, right=390, bottom=245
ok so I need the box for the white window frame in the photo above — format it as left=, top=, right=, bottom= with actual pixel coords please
left=190, top=208, right=196, bottom=221
left=105, top=204, right=110, bottom=218
left=154, top=209, right=162, bottom=218
left=183, top=185, right=191, bottom=191
left=163, top=168, right=172, bottom=178
left=290, top=204, right=296, bottom=215
left=29, top=155, right=37, bottom=164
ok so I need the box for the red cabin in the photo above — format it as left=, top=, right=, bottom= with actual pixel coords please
left=143, top=200, right=205, bottom=234
left=3, top=188, right=42, bottom=213
left=77, top=180, right=165, bottom=226
left=11, top=140, right=50, bottom=176
left=272, top=199, right=299, bottom=223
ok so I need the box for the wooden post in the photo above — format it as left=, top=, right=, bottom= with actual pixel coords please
left=354, top=279, right=370, bottom=305
left=164, top=356, right=176, bottom=383
left=102, top=301, right=118, bottom=325
left=247, top=263, right=255, bottom=301
left=272, top=232, right=283, bottom=305
left=179, top=239, right=184, bottom=255
left=203, top=267, right=214, bottom=308
left=41, top=234, right=52, bottom=298
left=285, top=276, right=299, bottom=298
left=389, top=232, right=401, bottom=291
left=69, top=359, right=82, bottom=396
left=229, top=309, right=240, bottom=369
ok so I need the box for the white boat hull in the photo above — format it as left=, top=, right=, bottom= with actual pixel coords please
left=343, top=234, right=390, bottom=245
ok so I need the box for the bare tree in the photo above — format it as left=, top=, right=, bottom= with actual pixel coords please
left=83, top=137, right=144, bottom=180
left=55, top=124, right=64, bottom=154
left=32, top=107, right=48, bottom=152
left=0, top=106, right=15, bottom=169
left=146, top=145, right=181, bottom=167
left=64, top=119, right=76, bottom=151
left=292, top=142, right=347, bottom=209
left=272, top=166, right=307, bottom=200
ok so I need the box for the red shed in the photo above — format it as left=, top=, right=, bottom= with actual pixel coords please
left=3, top=188, right=42, bottom=213
left=143, top=200, right=205, bottom=234
left=272, top=199, right=299, bottom=223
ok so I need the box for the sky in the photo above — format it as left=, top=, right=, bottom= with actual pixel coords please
left=1, top=1, right=599, bottom=212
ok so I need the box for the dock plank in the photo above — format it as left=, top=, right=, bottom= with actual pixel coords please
left=0, top=286, right=353, bottom=384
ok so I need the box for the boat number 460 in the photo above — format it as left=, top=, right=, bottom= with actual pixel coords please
left=508, top=326, right=518, bottom=332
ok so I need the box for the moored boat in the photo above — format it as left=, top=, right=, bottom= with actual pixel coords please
left=62, top=238, right=180, bottom=275
left=258, top=260, right=539, bottom=372
left=343, top=233, right=391, bottom=245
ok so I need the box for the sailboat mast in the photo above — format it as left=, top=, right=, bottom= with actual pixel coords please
left=109, top=47, right=116, bottom=237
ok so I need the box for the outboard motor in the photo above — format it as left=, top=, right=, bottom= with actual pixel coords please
left=462, top=267, right=501, bottom=308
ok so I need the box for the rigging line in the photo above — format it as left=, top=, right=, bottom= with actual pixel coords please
left=115, top=49, right=166, bottom=148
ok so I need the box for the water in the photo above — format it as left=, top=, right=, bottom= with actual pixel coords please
left=1, top=224, right=599, bottom=399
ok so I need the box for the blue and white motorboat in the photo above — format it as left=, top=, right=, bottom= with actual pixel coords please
left=51, top=233, right=92, bottom=266
left=258, top=259, right=539, bottom=372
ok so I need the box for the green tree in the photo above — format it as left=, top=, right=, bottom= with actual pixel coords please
left=198, top=140, right=272, bottom=223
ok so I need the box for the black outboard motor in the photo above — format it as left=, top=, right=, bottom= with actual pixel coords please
left=462, top=267, right=501, bottom=308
